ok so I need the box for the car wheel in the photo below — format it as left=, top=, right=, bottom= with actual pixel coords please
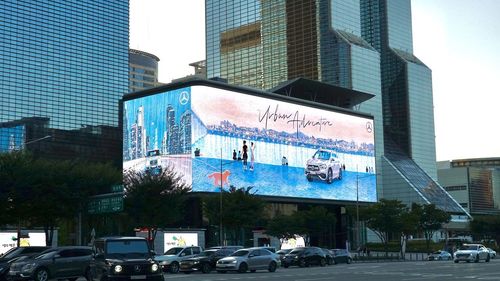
left=298, top=258, right=306, bottom=267
left=170, top=262, right=180, bottom=273
left=327, top=169, right=333, bottom=184
left=268, top=261, right=277, bottom=272
left=320, top=258, right=326, bottom=267
left=306, top=175, right=313, bottom=182
left=486, top=254, right=490, bottom=262
left=201, top=263, right=211, bottom=274
left=474, top=255, right=479, bottom=263
left=238, top=263, right=248, bottom=273
left=250, top=270, right=256, bottom=273
left=283, top=263, right=289, bottom=268
left=447, top=256, right=451, bottom=260
left=438, top=257, right=442, bottom=261
left=454, top=260, right=459, bottom=263
left=34, top=268, right=49, bottom=281
left=338, top=169, right=342, bottom=180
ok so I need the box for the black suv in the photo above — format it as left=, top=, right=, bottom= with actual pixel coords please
left=89, top=237, right=163, bottom=281
left=0, top=247, right=50, bottom=281
left=282, top=247, right=326, bottom=268
left=8, top=246, right=92, bottom=281
left=179, top=248, right=234, bottom=274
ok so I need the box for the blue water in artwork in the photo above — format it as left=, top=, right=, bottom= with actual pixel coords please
left=192, top=157, right=376, bottom=202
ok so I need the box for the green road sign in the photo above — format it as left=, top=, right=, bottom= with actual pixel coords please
left=88, top=192, right=123, bottom=214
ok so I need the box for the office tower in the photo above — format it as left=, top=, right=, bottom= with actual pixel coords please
left=0, top=1, right=128, bottom=163
left=206, top=0, right=467, bottom=214
left=129, top=49, right=161, bottom=93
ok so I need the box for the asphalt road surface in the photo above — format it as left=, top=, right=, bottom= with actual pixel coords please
left=162, top=259, right=500, bottom=281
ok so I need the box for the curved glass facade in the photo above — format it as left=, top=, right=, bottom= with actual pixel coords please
left=0, top=0, right=128, bottom=163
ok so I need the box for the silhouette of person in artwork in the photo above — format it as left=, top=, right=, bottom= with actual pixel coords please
left=232, top=149, right=237, bottom=160
left=242, top=140, right=248, bottom=170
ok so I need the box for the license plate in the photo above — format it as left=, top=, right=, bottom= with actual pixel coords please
left=130, top=275, right=146, bottom=279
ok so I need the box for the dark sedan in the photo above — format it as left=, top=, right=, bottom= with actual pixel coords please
left=282, top=247, right=326, bottom=268
left=331, top=249, right=352, bottom=264
left=179, top=248, right=234, bottom=274
left=0, top=247, right=50, bottom=281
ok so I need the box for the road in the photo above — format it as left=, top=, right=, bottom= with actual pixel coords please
left=161, top=259, right=500, bottom=281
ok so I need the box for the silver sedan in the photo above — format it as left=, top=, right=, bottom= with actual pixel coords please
left=216, top=248, right=279, bottom=273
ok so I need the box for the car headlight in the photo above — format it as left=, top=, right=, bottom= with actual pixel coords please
left=193, top=261, right=199, bottom=264
left=151, top=264, right=159, bottom=272
left=114, top=265, right=123, bottom=273
left=22, top=263, right=36, bottom=271
left=229, top=260, right=237, bottom=264
left=294, top=256, right=299, bottom=259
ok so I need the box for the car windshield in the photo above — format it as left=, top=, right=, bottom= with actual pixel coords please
left=1, top=248, right=23, bottom=259
left=314, top=151, right=331, bottom=160
left=34, top=250, right=57, bottom=260
left=164, top=247, right=184, bottom=255
left=230, top=250, right=249, bottom=257
left=459, top=245, right=478, bottom=251
left=290, top=249, right=305, bottom=254
left=198, top=250, right=217, bottom=257
left=106, top=240, right=150, bottom=258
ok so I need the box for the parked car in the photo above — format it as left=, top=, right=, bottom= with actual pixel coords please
left=215, top=248, right=279, bottom=273
left=8, top=246, right=92, bottom=281
left=453, top=244, right=490, bottom=263
left=305, top=149, right=342, bottom=184
left=179, top=248, right=234, bottom=274
left=282, top=247, right=326, bottom=268
left=276, top=249, right=292, bottom=266
left=321, top=248, right=334, bottom=265
left=154, top=246, right=202, bottom=273
left=487, top=248, right=496, bottom=259
left=89, top=236, right=163, bottom=281
left=0, top=247, right=50, bottom=281
left=207, top=246, right=243, bottom=252
left=331, top=249, right=353, bottom=264
left=428, top=250, right=452, bottom=261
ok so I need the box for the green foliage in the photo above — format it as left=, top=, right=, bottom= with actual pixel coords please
left=360, top=199, right=407, bottom=255
left=203, top=185, right=265, bottom=245
left=411, top=203, right=450, bottom=253
left=266, top=206, right=336, bottom=247
left=470, top=215, right=500, bottom=244
left=0, top=151, right=122, bottom=245
left=123, top=166, right=191, bottom=232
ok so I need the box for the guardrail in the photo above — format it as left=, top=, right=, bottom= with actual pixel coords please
left=353, top=252, right=432, bottom=262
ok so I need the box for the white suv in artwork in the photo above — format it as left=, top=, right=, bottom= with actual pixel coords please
left=305, top=149, right=342, bottom=184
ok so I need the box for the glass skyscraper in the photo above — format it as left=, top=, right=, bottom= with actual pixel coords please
left=206, top=0, right=467, bottom=214
left=0, top=0, right=129, bottom=164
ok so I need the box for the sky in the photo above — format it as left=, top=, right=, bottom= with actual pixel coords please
left=130, top=0, right=500, bottom=162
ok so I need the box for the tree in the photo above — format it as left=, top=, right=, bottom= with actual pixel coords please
left=470, top=215, right=500, bottom=244
left=413, top=203, right=451, bottom=254
left=399, top=204, right=420, bottom=258
left=265, top=213, right=304, bottom=241
left=203, top=185, right=265, bottom=246
left=123, top=166, right=191, bottom=248
left=360, top=199, right=406, bottom=256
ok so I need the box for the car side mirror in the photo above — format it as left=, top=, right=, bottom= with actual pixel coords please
left=94, top=253, right=104, bottom=259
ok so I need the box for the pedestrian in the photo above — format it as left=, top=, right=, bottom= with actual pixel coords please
left=242, top=140, right=248, bottom=170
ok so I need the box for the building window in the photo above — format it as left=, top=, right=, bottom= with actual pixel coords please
left=445, top=185, right=467, bottom=191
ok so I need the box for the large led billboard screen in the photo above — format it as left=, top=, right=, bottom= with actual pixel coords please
left=124, top=84, right=376, bottom=202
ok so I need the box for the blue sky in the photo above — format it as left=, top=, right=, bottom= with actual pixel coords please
left=130, top=0, right=500, bottom=161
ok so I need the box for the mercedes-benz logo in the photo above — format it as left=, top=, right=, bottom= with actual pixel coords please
left=134, top=265, right=141, bottom=272
left=179, top=91, right=189, bottom=105
left=366, top=122, right=373, bottom=133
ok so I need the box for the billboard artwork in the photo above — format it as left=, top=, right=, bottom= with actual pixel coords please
left=123, top=84, right=376, bottom=202
left=0, top=125, right=25, bottom=152
left=123, top=87, right=192, bottom=184
left=190, top=86, right=376, bottom=202
left=163, top=233, right=198, bottom=251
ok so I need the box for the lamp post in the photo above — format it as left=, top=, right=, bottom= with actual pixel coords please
left=219, top=148, right=223, bottom=246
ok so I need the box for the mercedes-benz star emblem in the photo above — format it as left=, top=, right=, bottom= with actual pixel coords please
left=179, top=91, right=189, bottom=105
left=134, top=265, right=141, bottom=272
left=366, top=122, right=373, bottom=133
